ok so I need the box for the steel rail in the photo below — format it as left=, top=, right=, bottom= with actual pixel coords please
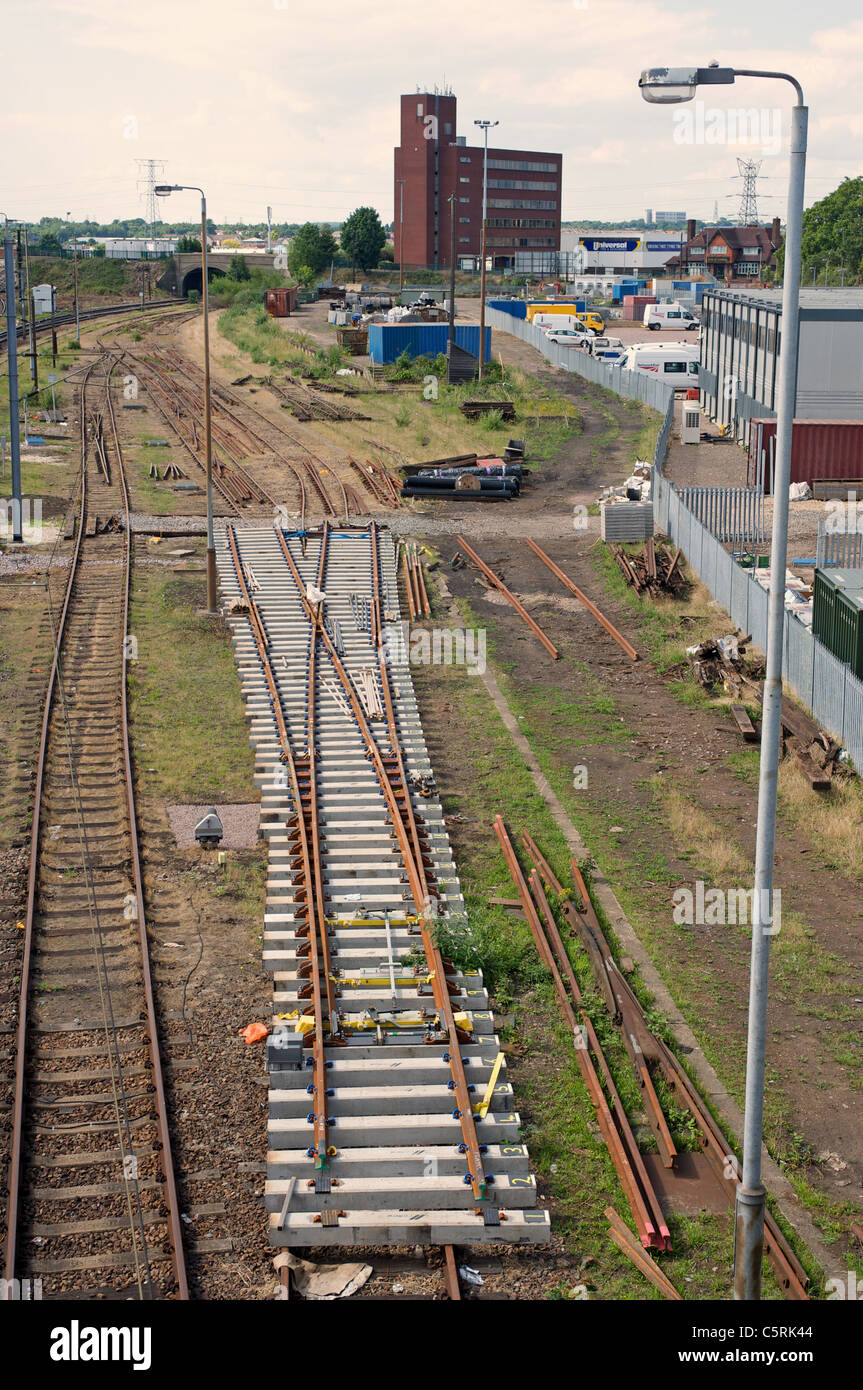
left=104, top=353, right=189, bottom=1297
left=3, top=359, right=96, bottom=1288
left=524, top=538, right=639, bottom=661
left=523, top=830, right=808, bottom=1295
left=0, top=298, right=191, bottom=350
left=224, top=524, right=332, bottom=1172
left=153, top=347, right=333, bottom=519
left=271, top=523, right=489, bottom=1203
left=455, top=536, right=559, bottom=660
left=493, top=815, right=664, bottom=1249
left=4, top=357, right=189, bottom=1298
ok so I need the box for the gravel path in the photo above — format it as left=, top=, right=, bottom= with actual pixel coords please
left=166, top=803, right=262, bottom=850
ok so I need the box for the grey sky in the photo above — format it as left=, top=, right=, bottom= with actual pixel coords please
left=2, top=0, right=860, bottom=226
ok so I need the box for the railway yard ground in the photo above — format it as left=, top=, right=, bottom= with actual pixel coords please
left=1, top=294, right=861, bottom=1312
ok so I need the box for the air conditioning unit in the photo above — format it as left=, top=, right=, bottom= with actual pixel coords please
left=681, top=406, right=701, bottom=444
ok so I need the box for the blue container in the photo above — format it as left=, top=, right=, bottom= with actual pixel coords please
left=488, top=298, right=526, bottom=319
left=368, top=323, right=492, bottom=365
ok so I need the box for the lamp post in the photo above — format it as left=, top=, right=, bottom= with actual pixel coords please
left=639, top=62, right=807, bottom=1302
left=66, top=213, right=80, bottom=345
left=474, top=119, right=498, bottom=380
left=448, top=192, right=456, bottom=348
left=396, top=178, right=406, bottom=301
left=155, top=184, right=217, bottom=612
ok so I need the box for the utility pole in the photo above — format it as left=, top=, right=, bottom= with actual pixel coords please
left=474, top=119, right=499, bottom=380
left=266, top=205, right=272, bottom=253
left=448, top=193, right=456, bottom=348
left=72, top=227, right=80, bottom=344
left=396, top=178, right=406, bottom=301
left=4, top=235, right=23, bottom=543
left=23, top=226, right=37, bottom=391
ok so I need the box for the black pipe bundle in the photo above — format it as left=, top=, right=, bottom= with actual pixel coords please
left=401, top=476, right=519, bottom=500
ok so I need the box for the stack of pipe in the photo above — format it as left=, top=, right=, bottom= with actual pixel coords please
left=401, top=460, right=521, bottom=502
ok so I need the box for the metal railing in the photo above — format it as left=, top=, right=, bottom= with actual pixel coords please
left=675, top=485, right=765, bottom=546
left=484, top=303, right=863, bottom=770
left=815, top=520, right=863, bottom=569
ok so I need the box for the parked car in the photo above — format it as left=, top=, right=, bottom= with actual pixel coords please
left=588, top=335, right=625, bottom=361
left=544, top=326, right=595, bottom=347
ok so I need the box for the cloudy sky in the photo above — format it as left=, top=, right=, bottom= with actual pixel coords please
left=3, top=0, right=861, bottom=228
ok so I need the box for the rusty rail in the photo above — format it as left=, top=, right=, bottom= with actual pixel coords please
left=455, top=536, right=559, bottom=659
left=4, top=356, right=189, bottom=1299
left=524, top=538, right=639, bottom=661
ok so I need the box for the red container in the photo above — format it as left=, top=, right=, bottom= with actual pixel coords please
left=266, top=286, right=297, bottom=317
left=748, top=419, right=863, bottom=491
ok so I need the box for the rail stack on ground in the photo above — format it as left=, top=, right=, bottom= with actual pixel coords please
left=216, top=521, right=550, bottom=1248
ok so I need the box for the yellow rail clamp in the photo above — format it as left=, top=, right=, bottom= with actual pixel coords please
left=325, top=916, right=422, bottom=928
left=472, top=1051, right=505, bottom=1119
left=330, top=973, right=432, bottom=989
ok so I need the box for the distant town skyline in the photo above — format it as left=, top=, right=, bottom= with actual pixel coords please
left=4, top=1, right=862, bottom=228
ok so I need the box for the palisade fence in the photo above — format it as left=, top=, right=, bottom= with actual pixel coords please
left=484, top=304, right=863, bottom=770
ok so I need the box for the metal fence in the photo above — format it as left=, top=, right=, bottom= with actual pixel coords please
left=655, top=471, right=863, bottom=769
left=484, top=302, right=863, bottom=769
left=484, top=306, right=676, bottom=414
left=815, top=521, right=863, bottom=569
left=674, top=485, right=765, bottom=546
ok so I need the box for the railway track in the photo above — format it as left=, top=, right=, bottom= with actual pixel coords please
left=3, top=355, right=188, bottom=1299
left=0, top=299, right=192, bottom=351
left=216, top=520, right=550, bottom=1248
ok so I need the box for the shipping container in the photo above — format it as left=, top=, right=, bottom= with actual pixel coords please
left=265, top=286, right=297, bottom=317
left=813, top=567, right=863, bottom=677
left=488, top=299, right=527, bottom=319
left=526, top=300, right=585, bottom=322
left=367, top=323, right=491, bottom=365
left=748, top=419, right=863, bottom=491
left=620, top=295, right=657, bottom=320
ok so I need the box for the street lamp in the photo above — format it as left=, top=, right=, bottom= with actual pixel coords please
left=396, top=178, right=406, bottom=300
left=640, top=61, right=807, bottom=1303
left=155, top=184, right=217, bottom=613
left=474, top=119, right=498, bottom=380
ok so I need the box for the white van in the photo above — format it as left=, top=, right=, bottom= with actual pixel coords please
left=533, top=313, right=584, bottom=333
left=643, top=301, right=699, bottom=331
left=620, top=342, right=700, bottom=380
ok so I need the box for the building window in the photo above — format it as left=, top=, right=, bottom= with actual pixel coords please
left=459, top=237, right=470, bottom=244
left=489, top=199, right=557, bottom=210
left=417, top=103, right=423, bottom=117
left=459, top=177, right=470, bottom=184
left=459, top=217, right=470, bottom=223
left=487, top=179, right=558, bottom=191
left=459, top=156, right=471, bottom=163
left=444, top=123, right=452, bottom=136
left=459, top=196, right=470, bottom=203
left=487, top=159, right=558, bottom=172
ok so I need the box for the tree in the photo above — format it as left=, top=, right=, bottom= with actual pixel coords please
left=177, top=234, right=202, bottom=252
left=340, top=207, right=386, bottom=272
left=288, top=223, right=338, bottom=281
left=776, top=176, right=863, bottom=283
left=37, top=232, right=63, bottom=257
left=228, top=254, right=251, bottom=281
left=293, top=264, right=317, bottom=288
left=92, top=243, right=106, bottom=258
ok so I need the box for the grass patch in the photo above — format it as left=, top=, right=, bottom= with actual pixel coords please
left=128, top=566, right=257, bottom=801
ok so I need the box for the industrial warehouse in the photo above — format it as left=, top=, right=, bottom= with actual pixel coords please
left=0, top=0, right=860, bottom=1366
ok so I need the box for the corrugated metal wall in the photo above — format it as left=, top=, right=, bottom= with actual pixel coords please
left=748, top=419, right=863, bottom=490
left=368, top=324, right=491, bottom=364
